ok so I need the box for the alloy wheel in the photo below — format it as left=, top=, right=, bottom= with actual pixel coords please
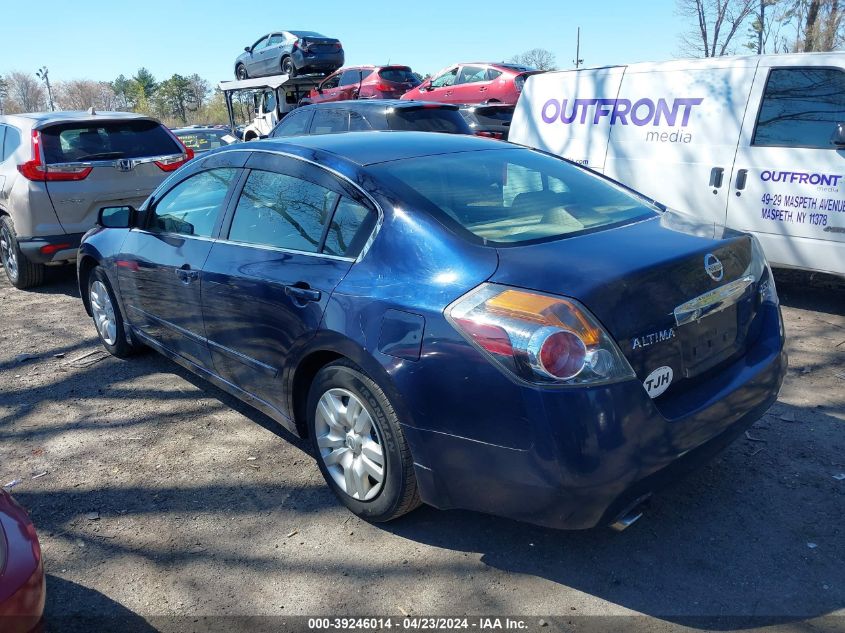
left=89, top=280, right=118, bottom=346
left=315, top=388, right=385, bottom=501
left=0, top=225, right=18, bottom=280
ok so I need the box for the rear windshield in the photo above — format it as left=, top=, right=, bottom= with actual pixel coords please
left=174, top=130, right=238, bottom=152
left=378, top=68, right=420, bottom=85
left=291, top=30, right=325, bottom=38
left=41, top=120, right=180, bottom=164
left=373, top=148, right=656, bottom=245
left=387, top=108, right=469, bottom=134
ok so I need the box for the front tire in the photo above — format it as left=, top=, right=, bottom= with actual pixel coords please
left=308, top=360, right=420, bottom=522
left=0, top=216, right=44, bottom=289
left=235, top=64, right=248, bottom=80
left=282, top=56, right=296, bottom=77
left=88, top=266, right=139, bottom=358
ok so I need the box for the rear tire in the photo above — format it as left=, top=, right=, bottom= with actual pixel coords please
left=282, top=56, right=296, bottom=77
left=0, top=216, right=44, bottom=289
left=88, top=266, right=140, bottom=358
left=308, top=359, right=421, bottom=522
left=235, top=64, right=248, bottom=80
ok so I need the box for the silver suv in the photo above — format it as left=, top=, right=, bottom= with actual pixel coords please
left=0, top=111, right=191, bottom=288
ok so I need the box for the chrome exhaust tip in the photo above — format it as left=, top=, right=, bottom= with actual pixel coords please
left=609, top=494, right=651, bottom=532
left=610, top=510, right=643, bottom=532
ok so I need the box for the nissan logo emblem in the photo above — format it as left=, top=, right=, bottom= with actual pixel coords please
left=704, top=253, right=724, bottom=281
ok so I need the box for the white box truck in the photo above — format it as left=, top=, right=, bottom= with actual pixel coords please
left=509, top=53, right=845, bottom=277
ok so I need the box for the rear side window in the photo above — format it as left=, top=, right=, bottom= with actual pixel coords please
left=374, top=148, right=655, bottom=245
left=0, top=126, right=6, bottom=162
left=272, top=110, right=312, bottom=138
left=457, top=66, right=487, bottom=84
left=41, top=120, right=180, bottom=163
left=323, top=197, right=377, bottom=257
left=3, top=126, right=21, bottom=162
left=311, top=109, right=348, bottom=135
left=387, top=108, right=469, bottom=133
left=349, top=111, right=374, bottom=131
left=228, top=170, right=339, bottom=252
left=486, top=69, right=503, bottom=81
left=378, top=68, right=420, bottom=85
left=150, top=168, right=238, bottom=237
left=754, top=68, right=845, bottom=149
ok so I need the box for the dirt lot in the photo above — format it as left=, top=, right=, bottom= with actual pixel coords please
left=0, top=267, right=843, bottom=633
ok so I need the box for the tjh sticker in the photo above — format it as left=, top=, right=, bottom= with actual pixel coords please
left=643, top=366, right=673, bottom=399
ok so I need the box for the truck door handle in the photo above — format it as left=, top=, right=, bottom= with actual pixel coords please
left=709, top=167, right=724, bottom=189
left=735, top=169, right=748, bottom=190
left=285, top=283, right=321, bottom=303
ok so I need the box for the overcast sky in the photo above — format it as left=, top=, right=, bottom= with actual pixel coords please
left=3, top=0, right=685, bottom=86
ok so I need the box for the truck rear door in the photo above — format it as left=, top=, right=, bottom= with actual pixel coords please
left=726, top=55, right=845, bottom=276
left=604, top=58, right=758, bottom=226
left=509, top=67, right=626, bottom=172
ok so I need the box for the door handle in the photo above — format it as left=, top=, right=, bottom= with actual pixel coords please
left=735, top=169, right=748, bottom=191
left=709, top=167, right=724, bottom=189
left=479, top=86, right=487, bottom=91
left=285, top=284, right=321, bottom=303
left=175, top=266, right=198, bottom=284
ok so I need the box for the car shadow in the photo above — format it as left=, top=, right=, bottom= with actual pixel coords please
left=378, top=403, right=843, bottom=630
left=774, top=269, right=845, bottom=316
left=44, top=575, right=157, bottom=632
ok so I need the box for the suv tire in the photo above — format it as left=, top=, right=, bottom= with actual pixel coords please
left=0, top=216, right=45, bottom=289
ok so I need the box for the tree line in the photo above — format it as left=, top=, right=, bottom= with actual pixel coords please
left=678, top=0, right=844, bottom=57
left=0, top=67, right=228, bottom=127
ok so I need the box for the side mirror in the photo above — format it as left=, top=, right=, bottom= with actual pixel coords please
left=316, top=87, right=323, bottom=94
left=831, top=122, right=845, bottom=147
left=244, top=46, right=252, bottom=53
left=421, top=79, right=432, bottom=91
left=98, top=205, right=134, bottom=228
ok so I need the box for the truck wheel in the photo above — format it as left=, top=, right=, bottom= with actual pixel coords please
left=282, top=56, right=296, bottom=77
left=0, top=216, right=44, bottom=289
left=236, top=64, right=248, bottom=80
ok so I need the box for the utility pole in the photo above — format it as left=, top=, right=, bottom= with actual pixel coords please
left=758, top=0, right=765, bottom=53
left=573, top=27, right=584, bottom=68
left=36, top=66, right=54, bottom=111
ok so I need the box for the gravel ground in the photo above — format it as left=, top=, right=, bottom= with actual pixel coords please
left=0, top=267, right=843, bottom=633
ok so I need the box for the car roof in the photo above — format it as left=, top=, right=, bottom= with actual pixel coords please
left=251, top=130, right=511, bottom=167
left=302, top=99, right=458, bottom=111
left=0, top=110, right=155, bottom=128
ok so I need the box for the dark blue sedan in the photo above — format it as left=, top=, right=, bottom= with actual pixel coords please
left=77, top=132, right=787, bottom=530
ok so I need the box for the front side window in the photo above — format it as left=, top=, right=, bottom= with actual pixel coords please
left=272, top=110, right=312, bottom=138
left=263, top=91, right=277, bottom=112
left=374, top=148, right=655, bottom=245
left=457, top=66, right=487, bottom=84
left=320, top=74, right=341, bottom=90
left=430, top=68, right=458, bottom=88
left=754, top=67, right=845, bottom=149
left=340, top=69, right=372, bottom=86
left=228, top=170, right=339, bottom=252
left=311, top=109, right=348, bottom=135
left=252, top=36, right=269, bottom=50
left=150, top=168, right=238, bottom=237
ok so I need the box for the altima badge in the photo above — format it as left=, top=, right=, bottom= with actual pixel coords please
left=644, top=366, right=673, bottom=398
left=704, top=253, right=724, bottom=281
left=632, top=328, right=675, bottom=350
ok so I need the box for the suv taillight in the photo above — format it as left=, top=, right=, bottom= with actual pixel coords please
left=335, top=41, right=342, bottom=50
left=17, top=130, right=92, bottom=182
left=156, top=130, right=195, bottom=172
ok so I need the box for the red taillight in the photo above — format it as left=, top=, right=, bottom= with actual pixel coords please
left=17, top=130, right=92, bottom=182
left=474, top=131, right=503, bottom=139
left=453, top=318, right=513, bottom=357
left=335, top=41, right=342, bottom=49
left=39, top=243, right=72, bottom=255
left=376, top=82, right=392, bottom=92
left=535, top=329, right=587, bottom=380
left=156, top=132, right=194, bottom=172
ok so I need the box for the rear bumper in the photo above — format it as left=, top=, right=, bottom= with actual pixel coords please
left=291, top=50, right=344, bottom=72
left=402, top=303, right=787, bottom=530
left=18, top=233, right=83, bottom=264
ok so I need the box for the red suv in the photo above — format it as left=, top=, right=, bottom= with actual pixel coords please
left=301, top=66, right=421, bottom=105
left=401, top=63, right=541, bottom=105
